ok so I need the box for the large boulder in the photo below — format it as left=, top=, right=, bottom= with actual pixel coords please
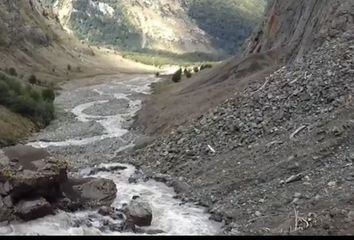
left=0, top=196, right=13, bottom=222
left=0, top=145, right=68, bottom=202
left=15, top=198, right=54, bottom=221
left=124, top=197, right=153, bottom=227
left=61, top=177, right=117, bottom=209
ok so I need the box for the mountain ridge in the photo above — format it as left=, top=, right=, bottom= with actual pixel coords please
left=52, top=0, right=266, bottom=56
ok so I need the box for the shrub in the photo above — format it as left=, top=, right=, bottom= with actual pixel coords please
left=0, top=81, right=10, bottom=103
left=172, top=68, right=182, bottom=83
left=30, top=89, right=41, bottom=102
left=28, top=74, right=37, bottom=85
left=67, top=64, right=72, bottom=71
left=41, top=88, right=55, bottom=102
left=0, top=71, right=55, bottom=126
left=13, top=94, right=38, bottom=116
left=185, top=70, right=192, bottom=78
left=7, top=67, right=17, bottom=77
left=155, top=72, right=160, bottom=77
left=200, top=64, right=213, bottom=70
left=193, top=66, right=199, bottom=73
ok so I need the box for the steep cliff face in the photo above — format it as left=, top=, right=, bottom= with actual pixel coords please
left=245, top=0, right=354, bottom=61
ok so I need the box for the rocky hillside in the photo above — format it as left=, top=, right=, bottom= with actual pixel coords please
left=121, top=0, right=354, bottom=235
left=52, top=0, right=266, bottom=56
left=0, top=0, right=156, bottom=147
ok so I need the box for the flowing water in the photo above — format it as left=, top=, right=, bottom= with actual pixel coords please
left=0, top=74, right=222, bottom=235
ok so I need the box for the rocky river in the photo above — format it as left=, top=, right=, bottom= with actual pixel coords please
left=0, top=74, right=222, bottom=235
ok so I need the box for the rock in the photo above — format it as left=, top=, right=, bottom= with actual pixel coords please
left=171, top=180, right=191, bottom=194
left=210, top=213, right=223, bottom=222
left=56, top=198, right=81, bottom=212
left=0, top=145, right=68, bottom=202
left=3, top=182, right=13, bottom=193
left=128, top=170, right=146, bottom=184
left=89, top=165, right=127, bottom=176
left=0, top=196, right=13, bottom=222
left=0, top=182, right=12, bottom=196
left=98, top=206, right=113, bottom=216
left=15, top=198, right=54, bottom=221
left=328, top=181, right=336, bottom=187
left=62, top=177, right=117, bottom=209
left=109, top=222, right=124, bottom=232
left=0, top=184, right=5, bottom=196
left=0, top=209, right=13, bottom=223
left=294, top=192, right=302, bottom=198
left=125, top=198, right=153, bottom=227
left=285, top=174, right=303, bottom=184
left=2, top=196, right=13, bottom=208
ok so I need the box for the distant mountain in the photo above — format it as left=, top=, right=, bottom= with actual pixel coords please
left=52, top=0, right=266, bottom=56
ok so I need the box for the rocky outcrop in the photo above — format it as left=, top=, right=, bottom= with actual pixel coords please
left=0, top=145, right=117, bottom=222
left=245, top=0, right=354, bottom=61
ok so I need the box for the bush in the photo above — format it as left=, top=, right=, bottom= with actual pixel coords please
left=0, top=71, right=55, bottom=126
left=172, top=68, right=182, bottom=83
left=28, top=74, right=37, bottom=85
left=155, top=72, right=160, bottom=77
left=67, top=64, right=72, bottom=71
left=7, top=67, right=17, bottom=77
left=193, top=66, right=199, bottom=73
left=41, top=88, right=55, bottom=102
left=13, top=94, right=38, bottom=116
left=200, top=64, right=213, bottom=70
left=185, top=70, right=192, bottom=78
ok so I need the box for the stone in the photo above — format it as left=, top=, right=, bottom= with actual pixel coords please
left=210, top=213, right=223, bottom=222
left=328, top=181, right=336, bottom=187
left=285, top=174, right=303, bottom=184
left=15, top=198, right=54, bottom=221
left=294, top=192, right=302, bottom=198
left=62, top=177, right=117, bottom=209
left=125, top=198, right=153, bottom=227
left=171, top=180, right=190, bottom=194
left=255, top=211, right=262, bottom=217
left=98, top=206, right=112, bottom=216
left=3, top=196, right=13, bottom=208
left=3, top=182, right=12, bottom=194
left=0, top=145, right=68, bottom=202
left=0, top=183, right=5, bottom=196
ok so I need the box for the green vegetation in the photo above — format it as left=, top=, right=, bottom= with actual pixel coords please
left=184, top=69, right=192, bottom=78
left=200, top=64, right=213, bottom=70
left=28, top=74, right=38, bottom=85
left=6, top=67, right=18, bottom=77
left=0, top=71, right=55, bottom=126
left=187, top=0, right=266, bottom=54
left=122, top=49, right=221, bottom=66
left=172, top=69, right=182, bottom=83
